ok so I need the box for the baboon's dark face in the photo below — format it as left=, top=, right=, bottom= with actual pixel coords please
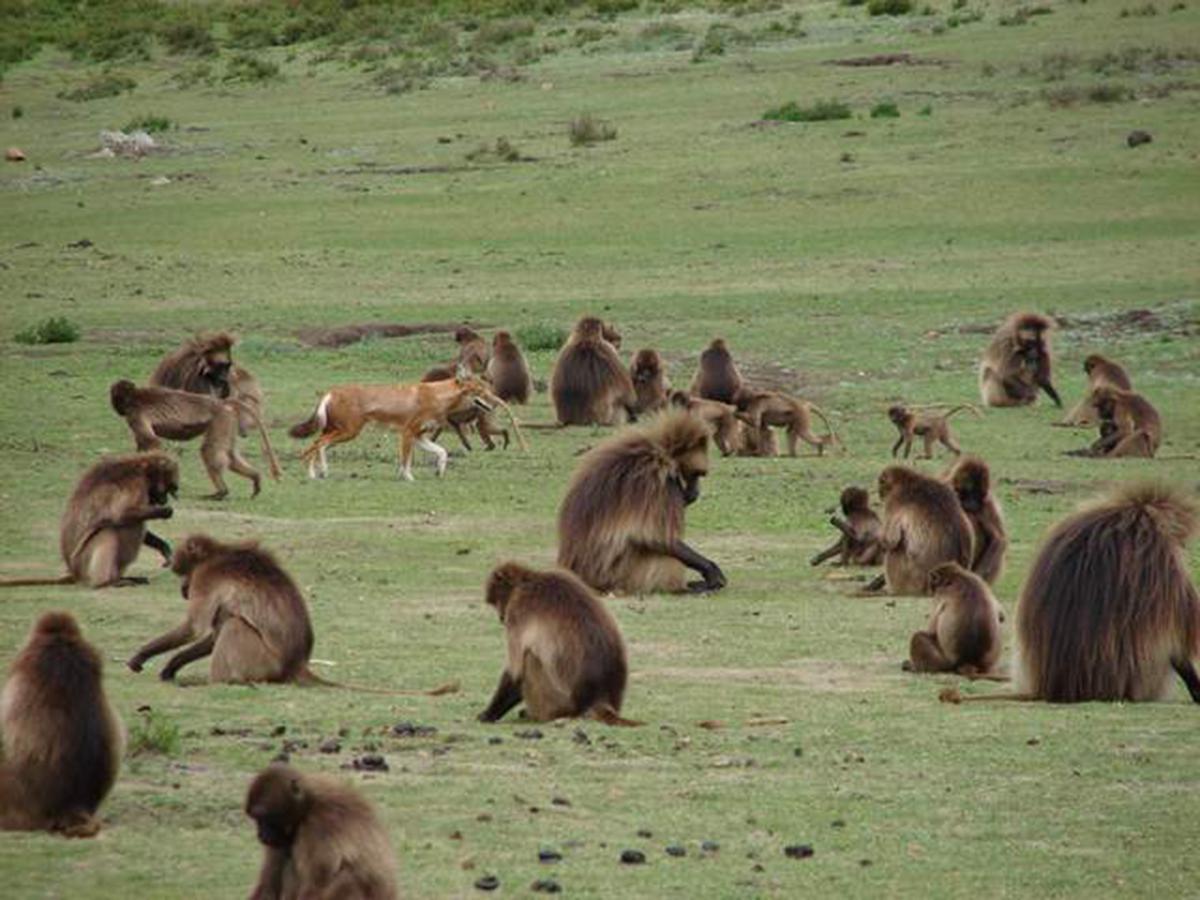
left=200, top=349, right=232, bottom=393
left=887, top=406, right=908, bottom=426
left=841, top=488, right=868, bottom=514
left=148, top=467, right=179, bottom=506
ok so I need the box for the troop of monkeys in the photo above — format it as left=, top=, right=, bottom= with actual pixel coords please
left=1, top=311, right=1192, bottom=900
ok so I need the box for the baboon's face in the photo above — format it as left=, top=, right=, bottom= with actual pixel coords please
left=841, top=487, right=868, bottom=514
left=147, top=461, right=180, bottom=506
left=887, top=406, right=907, bottom=426
left=200, top=347, right=232, bottom=393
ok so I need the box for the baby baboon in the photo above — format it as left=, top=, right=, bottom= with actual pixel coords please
left=888, top=404, right=978, bottom=459
left=0, top=612, right=123, bottom=837
left=811, top=487, right=883, bottom=567
left=487, top=330, right=532, bottom=404
left=630, top=348, right=670, bottom=414
left=477, top=562, right=638, bottom=726
left=738, top=390, right=840, bottom=457
left=550, top=317, right=638, bottom=426
left=1081, top=386, right=1162, bottom=458
left=944, top=455, right=1007, bottom=585
left=977, top=312, right=1061, bottom=408
left=245, top=763, right=399, bottom=900
left=558, top=409, right=726, bottom=594
left=735, top=419, right=778, bottom=457
left=110, top=380, right=280, bottom=499
left=690, top=338, right=743, bottom=404
left=870, top=465, right=974, bottom=595
left=669, top=391, right=741, bottom=456
left=150, top=332, right=264, bottom=436
left=1058, top=354, right=1132, bottom=427
left=904, top=563, right=1004, bottom=677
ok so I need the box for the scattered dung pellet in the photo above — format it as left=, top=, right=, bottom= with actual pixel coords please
left=516, top=729, right=544, bottom=740
left=551, top=796, right=571, bottom=807
left=474, top=874, right=500, bottom=891
left=784, top=844, right=814, bottom=860
left=637, top=829, right=653, bottom=838
left=538, top=849, right=563, bottom=863
left=392, top=721, right=437, bottom=738
left=352, top=754, right=388, bottom=772
left=665, top=845, right=687, bottom=858
left=531, top=879, right=561, bottom=894
left=620, top=850, right=646, bottom=865
left=701, top=841, right=720, bottom=853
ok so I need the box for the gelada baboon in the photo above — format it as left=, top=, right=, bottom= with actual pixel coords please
left=0, top=612, right=123, bottom=837
left=0, top=452, right=178, bottom=589
left=811, top=487, right=883, bottom=567
left=630, top=348, right=670, bottom=414
left=978, top=312, right=1062, bottom=408
left=944, top=484, right=1200, bottom=704
left=668, top=391, right=741, bottom=456
left=735, top=418, right=778, bottom=458
left=867, top=465, right=973, bottom=595
left=550, top=317, right=638, bottom=426
left=737, top=390, right=841, bottom=457
left=558, top=410, right=726, bottom=594
left=419, top=367, right=509, bottom=453
left=150, top=332, right=264, bottom=436
left=487, top=330, right=532, bottom=404
left=1058, top=353, right=1132, bottom=426
left=245, top=763, right=399, bottom=900
left=944, top=455, right=1007, bottom=585
left=903, top=563, right=1004, bottom=677
left=454, top=326, right=489, bottom=374
left=478, top=562, right=639, bottom=726
left=888, top=404, right=978, bottom=459
left=1081, top=386, right=1162, bottom=458
left=110, top=380, right=281, bottom=499
left=690, top=338, right=743, bottom=404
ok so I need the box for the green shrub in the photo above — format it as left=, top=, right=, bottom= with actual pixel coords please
left=12, top=105, right=22, bottom=119
left=516, top=323, right=567, bottom=352
left=867, top=0, right=913, bottom=15
left=474, top=17, right=535, bottom=48
left=57, top=72, right=137, bottom=102
left=762, top=99, right=852, bottom=122
left=128, top=709, right=181, bottom=757
left=1087, top=82, right=1130, bottom=102
left=125, top=113, right=173, bottom=133
left=225, top=52, right=281, bottom=83
left=569, top=113, right=617, bottom=145
left=160, top=16, right=217, bottom=56
left=870, top=100, right=900, bottom=118
left=14, top=317, right=81, bottom=345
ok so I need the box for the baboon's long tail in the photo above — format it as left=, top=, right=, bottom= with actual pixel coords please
left=942, top=404, right=982, bottom=420
left=939, top=687, right=1035, bottom=704
left=0, top=574, right=74, bottom=588
left=288, top=393, right=330, bottom=439
left=484, top=389, right=529, bottom=451
left=233, top=400, right=283, bottom=481
left=591, top=704, right=643, bottom=727
left=296, top=667, right=460, bottom=696
left=808, top=404, right=843, bottom=450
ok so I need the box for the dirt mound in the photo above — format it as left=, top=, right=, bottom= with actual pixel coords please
left=827, top=53, right=941, bottom=67
left=296, top=323, right=464, bottom=348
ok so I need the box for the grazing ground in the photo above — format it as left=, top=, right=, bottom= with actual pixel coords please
left=1, top=0, right=1199, bottom=896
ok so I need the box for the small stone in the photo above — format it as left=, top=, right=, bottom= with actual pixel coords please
left=531, top=879, right=561, bottom=894
left=352, top=754, right=388, bottom=772
left=538, top=849, right=563, bottom=863
left=474, top=874, right=499, bottom=891
left=701, top=841, right=720, bottom=854
left=1126, top=129, right=1152, bottom=148
left=271, top=725, right=287, bottom=736
left=487, top=736, right=503, bottom=745
left=573, top=729, right=591, bottom=745
left=449, top=830, right=463, bottom=841
left=319, top=738, right=341, bottom=754
left=665, top=845, right=686, bottom=858
left=516, top=729, right=543, bottom=740
left=392, top=721, right=436, bottom=738
left=620, top=850, right=646, bottom=865
left=831, top=819, right=846, bottom=829
left=637, top=829, right=653, bottom=838
left=551, top=796, right=571, bottom=807
left=784, top=844, right=814, bottom=860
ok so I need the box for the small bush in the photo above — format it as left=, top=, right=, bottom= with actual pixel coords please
left=466, top=137, right=522, bottom=162
left=1087, top=82, right=1130, bottom=102
left=870, top=100, right=900, bottom=118
left=172, top=63, right=214, bottom=89
left=868, top=0, right=913, bottom=14
left=517, top=323, right=568, bottom=352
left=762, top=99, right=852, bottom=122
left=57, top=73, right=137, bottom=102
left=14, top=317, right=81, bottom=345
left=918, top=104, right=933, bottom=115
left=225, top=53, right=281, bottom=83
left=125, top=114, right=173, bottom=133
left=474, top=17, right=535, bottom=48
left=12, top=105, right=22, bottom=119
left=128, top=709, right=181, bottom=757
left=569, top=113, right=617, bottom=146
left=160, top=19, right=217, bottom=57
left=1040, top=51, right=1078, bottom=80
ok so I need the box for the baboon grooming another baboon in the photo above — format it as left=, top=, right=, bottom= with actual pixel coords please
left=944, top=455, right=1007, bottom=585
left=888, top=404, right=978, bottom=459
left=811, top=487, right=883, bottom=567
left=245, top=763, right=399, bottom=900
left=690, top=338, right=743, bottom=404
left=945, top=484, right=1200, bottom=704
left=868, top=466, right=974, bottom=595
left=487, top=330, right=532, bottom=404
left=1058, top=354, right=1133, bottom=426
left=904, top=563, right=1004, bottom=677
left=669, top=391, right=741, bottom=456
left=0, top=452, right=178, bottom=589
left=738, top=390, right=840, bottom=457
left=110, top=380, right=281, bottom=499
left=150, top=332, right=264, bottom=436
left=978, top=312, right=1062, bottom=408
left=0, top=612, right=123, bottom=837
left=630, top=348, right=670, bottom=414
left=550, top=317, right=638, bottom=426
left=1079, top=386, right=1162, bottom=458
left=477, top=562, right=639, bottom=726
left=558, top=410, right=726, bottom=594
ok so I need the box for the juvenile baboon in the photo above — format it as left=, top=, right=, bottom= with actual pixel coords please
left=245, top=763, right=399, bottom=900
left=944, top=455, right=1007, bottom=585
left=557, top=410, right=726, bottom=594
left=869, top=465, right=974, bottom=595
left=668, top=391, right=741, bottom=456
left=690, top=338, right=743, bottom=404
left=550, top=316, right=638, bottom=426
left=811, top=487, right=883, bottom=567
left=945, top=484, right=1200, bottom=704
left=487, top=330, right=532, bottom=404
left=888, top=404, right=978, bottom=459
left=150, top=332, right=264, bottom=436
left=453, top=326, right=490, bottom=374
left=738, top=391, right=840, bottom=457
left=419, top=368, right=509, bottom=452
left=1081, top=386, right=1162, bottom=458
left=110, top=380, right=281, bottom=499
left=630, top=348, right=670, bottom=414
left=904, top=563, right=1004, bottom=677
left=0, top=452, right=178, bottom=589
left=734, top=419, right=778, bottom=458
left=477, top=562, right=639, bottom=726
left=1058, top=354, right=1133, bottom=426
left=977, top=312, right=1062, bottom=408
left=0, top=613, right=123, bottom=837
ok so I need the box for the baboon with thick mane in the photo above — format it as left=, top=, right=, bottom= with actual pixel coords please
left=978, top=312, right=1061, bottom=408
left=550, top=316, right=637, bottom=426
left=150, top=332, right=264, bottom=436
left=944, top=455, right=1007, bottom=585
left=690, top=338, right=743, bottom=404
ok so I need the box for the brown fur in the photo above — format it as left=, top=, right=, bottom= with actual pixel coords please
left=0, top=613, right=123, bottom=837
left=811, top=487, right=883, bottom=567
left=944, top=455, right=1007, bottom=585
left=1083, top=386, right=1162, bottom=458
left=454, top=326, right=489, bottom=374
left=477, top=562, right=638, bottom=726
left=246, top=763, right=398, bottom=900
left=738, top=390, right=840, bottom=457
left=888, top=404, right=977, bottom=459
left=150, top=332, right=263, bottom=436
left=557, top=410, right=725, bottom=594
left=876, top=466, right=974, bottom=595
left=734, top=419, right=778, bottom=457
left=689, top=338, right=743, bottom=404
left=418, top=369, right=509, bottom=453
left=978, top=312, right=1061, bottom=408
left=1059, top=354, right=1133, bottom=426
left=110, top=380, right=280, bottom=500
left=550, top=317, right=637, bottom=426
left=668, top=391, right=741, bottom=456
left=630, top=348, right=670, bottom=414
left=905, top=563, right=1004, bottom=676
left=487, top=330, right=532, bottom=404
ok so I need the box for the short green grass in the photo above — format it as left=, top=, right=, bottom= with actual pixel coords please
left=1, top=0, right=1198, bottom=896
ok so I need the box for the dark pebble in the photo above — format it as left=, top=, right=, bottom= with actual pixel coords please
left=393, top=722, right=437, bottom=738
left=784, top=844, right=814, bottom=860
left=551, top=796, right=571, bottom=807
left=516, top=729, right=544, bottom=740
left=573, top=729, right=591, bottom=745
left=319, top=738, right=341, bottom=754
left=620, top=850, right=646, bottom=865
left=701, top=841, right=720, bottom=853
left=488, top=736, right=503, bottom=745
left=352, top=754, right=389, bottom=772
left=531, top=879, right=561, bottom=894
left=831, top=819, right=846, bottom=829
left=538, top=849, right=563, bottom=863
left=665, top=845, right=686, bottom=858
left=1127, top=129, right=1152, bottom=148
left=272, top=752, right=289, bottom=764
left=271, top=725, right=287, bottom=736
left=637, top=829, right=653, bottom=838
left=474, top=875, right=500, bottom=891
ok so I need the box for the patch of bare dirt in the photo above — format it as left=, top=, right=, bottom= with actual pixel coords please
left=295, top=322, right=465, bottom=348
left=827, top=53, right=945, bottom=67
left=1055, top=305, right=1198, bottom=338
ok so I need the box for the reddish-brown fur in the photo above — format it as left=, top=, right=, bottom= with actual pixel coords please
left=1059, top=354, right=1133, bottom=426
left=669, top=391, right=741, bottom=456
left=1084, top=386, right=1162, bottom=458
left=419, top=369, right=509, bottom=453
left=487, top=330, right=532, bottom=404
left=0, top=613, right=123, bottom=837
left=978, top=312, right=1061, bottom=408
left=888, top=404, right=976, bottom=459
left=738, top=390, right=840, bottom=457
left=905, top=563, right=1004, bottom=676
left=550, top=317, right=637, bottom=426
left=557, top=410, right=725, bottom=594
left=875, top=466, right=974, bottom=595
left=690, top=338, right=743, bottom=404
left=944, top=455, right=1007, bottom=585
left=630, top=348, right=670, bottom=414
left=246, top=763, right=398, bottom=900
left=811, top=487, right=883, bottom=567
left=150, top=332, right=264, bottom=436
left=477, top=562, right=638, bottom=726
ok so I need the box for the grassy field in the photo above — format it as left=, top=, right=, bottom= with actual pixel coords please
left=1, top=0, right=1199, bottom=896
